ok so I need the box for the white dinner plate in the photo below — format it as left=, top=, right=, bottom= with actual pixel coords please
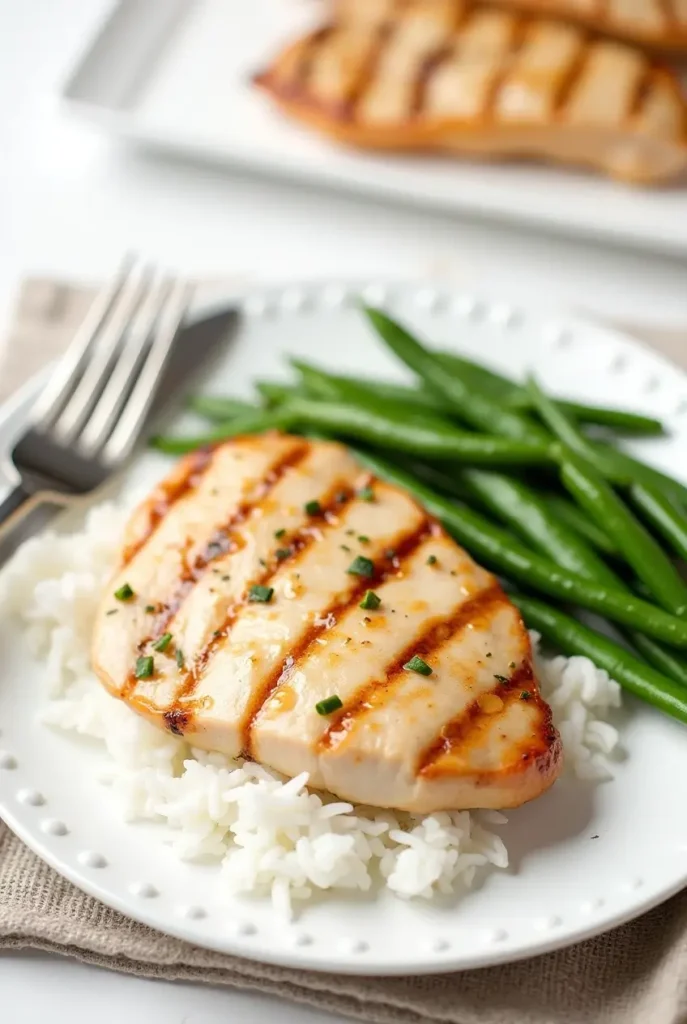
left=1, top=280, right=687, bottom=976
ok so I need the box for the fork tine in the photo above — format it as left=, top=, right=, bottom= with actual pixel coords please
left=78, top=270, right=170, bottom=456
left=101, top=278, right=192, bottom=465
left=52, top=261, right=152, bottom=445
left=31, top=253, right=135, bottom=430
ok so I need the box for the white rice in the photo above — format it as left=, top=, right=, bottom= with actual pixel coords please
left=0, top=501, right=622, bottom=916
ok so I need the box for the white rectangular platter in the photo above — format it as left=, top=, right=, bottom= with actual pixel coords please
left=61, top=0, right=687, bottom=257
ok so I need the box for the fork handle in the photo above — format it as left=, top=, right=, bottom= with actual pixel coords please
left=0, top=483, right=33, bottom=529
left=0, top=485, right=66, bottom=565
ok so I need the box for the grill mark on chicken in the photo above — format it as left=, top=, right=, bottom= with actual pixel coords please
left=412, top=43, right=452, bottom=118
left=416, top=658, right=554, bottom=776
left=161, top=478, right=358, bottom=727
left=345, top=6, right=400, bottom=120
left=121, top=439, right=311, bottom=699
left=629, top=68, right=653, bottom=119
left=122, top=447, right=214, bottom=566
left=659, top=0, right=675, bottom=29
left=242, top=515, right=434, bottom=757
left=319, top=581, right=505, bottom=752
left=298, top=27, right=334, bottom=92
left=595, top=0, right=610, bottom=26
left=552, top=34, right=589, bottom=116
left=253, top=26, right=333, bottom=101
left=486, top=15, right=528, bottom=119
left=407, top=2, right=466, bottom=118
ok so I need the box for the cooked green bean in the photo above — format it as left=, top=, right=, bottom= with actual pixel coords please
left=291, top=360, right=445, bottom=423
left=620, top=455, right=687, bottom=507
left=521, top=397, right=665, bottom=436
left=630, top=633, right=687, bottom=688
left=559, top=450, right=687, bottom=616
left=459, top=468, right=620, bottom=585
left=438, top=352, right=665, bottom=435
left=255, top=381, right=306, bottom=405
left=291, top=358, right=444, bottom=413
left=289, top=361, right=347, bottom=403
left=352, top=449, right=687, bottom=647
left=524, top=374, right=687, bottom=504
left=458, top=466, right=687, bottom=683
left=434, top=352, right=516, bottom=402
left=282, top=395, right=554, bottom=464
left=364, top=307, right=549, bottom=443
left=543, top=493, right=618, bottom=556
left=414, top=461, right=619, bottom=558
left=189, top=395, right=257, bottom=421
left=511, top=594, right=687, bottom=724
left=403, top=462, right=476, bottom=504
left=630, top=481, right=687, bottom=563
left=150, top=407, right=296, bottom=455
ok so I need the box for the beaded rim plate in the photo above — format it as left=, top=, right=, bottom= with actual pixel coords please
left=1, top=280, right=686, bottom=976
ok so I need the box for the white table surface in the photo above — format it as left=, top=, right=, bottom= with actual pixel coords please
left=2, top=1, right=687, bottom=1020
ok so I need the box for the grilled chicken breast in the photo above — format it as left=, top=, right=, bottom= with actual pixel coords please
left=254, top=0, right=687, bottom=184
left=93, top=433, right=562, bottom=813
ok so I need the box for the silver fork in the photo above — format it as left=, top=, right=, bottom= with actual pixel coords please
left=0, top=257, right=192, bottom=547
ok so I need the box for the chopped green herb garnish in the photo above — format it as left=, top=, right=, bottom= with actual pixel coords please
left=175, top=649, right=185, bottom=669
left=106, top=609, right=118, bottom=616
left=305, top=500, right=322, bottom=516
left=358, top=535, right=369, bottom=544
left=347, top=555, right=374, bottom=578
left=509, top=661, right=516, bottom=669
left=259, top=558, right=267, bottom=568
left=315, top=695, right=343, bottom=716
left=275, top=547, right=291, bottom=561
left=404, top=655, right=432, bottom=676
left=221, top=574, right=231, bottom=581
left=360, top=590, right=381, bottom=610
left=114, top=582, right=134, bottom=601
left=340, top=544, right=352, bottom=553
left=135, top=655, right=154, bottom=679
left=249, top=584, right=274, bottom=603
left=144, top=604, right=155, bottom=613
left=494, top=674, right=510, bottom=685
left=485, top=652, right=492, bottom=658
left=152, top=633, right=172, bottom=652
left=274, top=528, right=286, bottom=539
left=520, top=690, right=532, bottom=701
left=357, top=485, right=374, bottom=501
left=427, top=555, right=437, bottom=566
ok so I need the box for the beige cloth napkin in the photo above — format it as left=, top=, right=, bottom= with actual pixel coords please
left=1, top=278, right=687, bottom=1024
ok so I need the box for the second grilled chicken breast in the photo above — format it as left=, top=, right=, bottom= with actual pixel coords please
left=93, top=433, right=562, bottom=813
left=254, top=0, right=687, bottom=184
